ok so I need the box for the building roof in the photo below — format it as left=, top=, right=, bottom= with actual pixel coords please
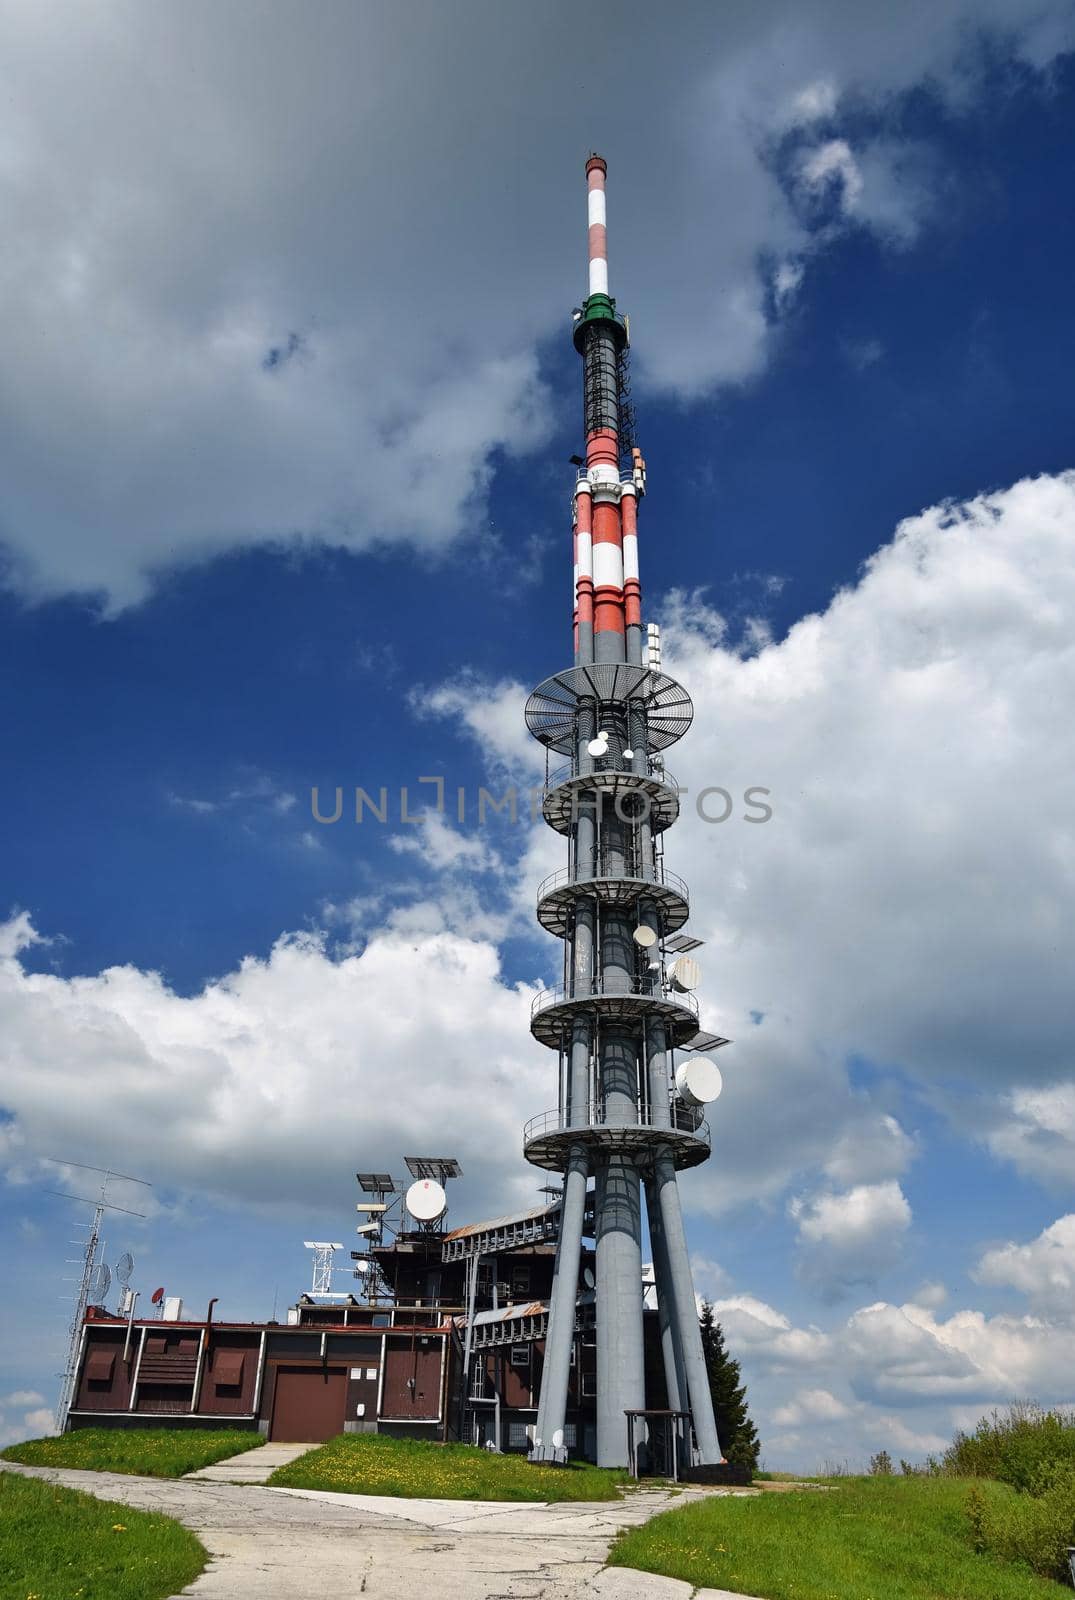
left=443, top=1201, right=559, bottom=1241
left=467, top=1301, right=548, bottom=1326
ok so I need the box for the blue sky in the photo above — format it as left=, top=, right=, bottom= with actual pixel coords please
left=2, top=2, right=1074, bottom=1466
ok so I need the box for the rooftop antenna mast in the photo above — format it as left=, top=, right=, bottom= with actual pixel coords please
left=303, top=1241, right=344, bottom=1294
left=45, top=1159, right=150, bottom=1434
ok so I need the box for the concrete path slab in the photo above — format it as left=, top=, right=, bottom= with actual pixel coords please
left=2, top=1461, right=762, bottom=1600
left=185, top=1441, right=315, bottom=1483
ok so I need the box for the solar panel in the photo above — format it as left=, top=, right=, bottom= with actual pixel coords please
left=665, top=933, right=704, bottom=953
left=356, top=1172, right=397, bottom=1193
left=680, top=1030, right=731, bottom=1053
left=404, top=1155, right=463, bottom=1182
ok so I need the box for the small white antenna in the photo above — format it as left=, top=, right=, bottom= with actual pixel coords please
left=303, top=1241, right=344, bottom=1294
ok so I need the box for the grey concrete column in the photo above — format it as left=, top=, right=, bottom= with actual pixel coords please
left=594, top=629, right=626, bottom=665
left=644, top=1172, right=687, bottom=1421
left=531, top=1143, right=588, bottom=1463
left=644, top=1016, right=670, bottom=1131
left=653, top=1152, right=723, bottom=1464
left=595, top=1153, right=646, bottom=1467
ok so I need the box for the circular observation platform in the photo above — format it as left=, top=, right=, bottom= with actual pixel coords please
left=523, top=1104, right=711, bottom=1174
left=535, top=864, right=689, bottom=939
left=529, top=981, right=699, bottom=1050
left=542, top=763, right=681, bottom=836
left=525, top=664, right=694, bottom=756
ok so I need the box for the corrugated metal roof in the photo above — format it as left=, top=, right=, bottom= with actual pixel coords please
left=467, top=1300, right=549, bottom=1327
left=443, top=1201, right=559, bottom=1241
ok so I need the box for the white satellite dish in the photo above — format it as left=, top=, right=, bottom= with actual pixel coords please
left=675, top=1057, right=723, bottom=1106
left=353, top=1259, right=371, bottom=1275
left=406, top=1178, right=447, bottom=1222
left=632, top=924, right=657, bottom=948
left=587, top=737, right=608, bottom=757
left=582, top=1266, right=595, bottom=1289
left=669, top=955, right=701, bottom=992
left=622, top=748, right=634, bottom=760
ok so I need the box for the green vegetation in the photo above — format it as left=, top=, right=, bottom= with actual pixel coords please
left=945, top=1405, right=1075, bottom=1583
left=943, top=1403, right=1075, bottom=1491
left=0, top=1427, right=261, bottom=1479
left=268, top=1432, right=627, bottom=1502
left=700, top=1300, right=760, bottom=1473
left=607, top=1474, right=1069, bottom=1599
left=0, top=1470, right=206, bottom=1600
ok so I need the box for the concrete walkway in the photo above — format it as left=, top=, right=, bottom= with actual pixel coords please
left=184, top=1441, right=314, bottom=1483
left=4, top=1460, right=763, bottom=1600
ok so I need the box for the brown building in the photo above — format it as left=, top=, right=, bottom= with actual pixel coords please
left=66, top=1199, right=611, bottom=1455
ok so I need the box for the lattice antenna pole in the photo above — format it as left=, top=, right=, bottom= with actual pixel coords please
left=304, top=1241, right=343, bottom=1293
left=46, top=1162, right=150, bottom=1434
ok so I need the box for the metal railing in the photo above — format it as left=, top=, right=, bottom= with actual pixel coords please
left=523, top=1102, right=710, bottom=1145
left=545, top=759, right=680, bottom=793
left=536, top=861, right=688, bottom=905
left=530, top=980, right=699, bottom=1022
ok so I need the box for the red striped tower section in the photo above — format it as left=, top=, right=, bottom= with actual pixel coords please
left=571, top=154, right=635, bottom=667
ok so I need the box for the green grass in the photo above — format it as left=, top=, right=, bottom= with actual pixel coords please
left=0, top=1470, right=206, bottom=1600
left=607, top=1474, right=1070, bottom=1599
left=268, top=1432, right=627, bottom=1502
left=0, top=1427, right=261, bottom=1479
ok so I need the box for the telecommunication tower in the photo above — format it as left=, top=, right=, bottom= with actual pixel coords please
left=524, top=155, right=730, bottom=1469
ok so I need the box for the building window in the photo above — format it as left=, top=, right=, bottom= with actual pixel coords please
left=570, top=1343, right=577, bottom=1366
left=511, top=1265, right=530, bottom=1296
left=85, top=1348, right=115, bottom=1385
left=582, top=1328, right=596, bottom=1347
left=508, top=1422, right=533, bottom=1449
left=470, top=1361, right=488, bottom=1400
left=564, top=1424, right=577, bottom=1448
left=510, top=1344, right=529, bottom=1369
left=582, top=1373, right=597, bottom=1397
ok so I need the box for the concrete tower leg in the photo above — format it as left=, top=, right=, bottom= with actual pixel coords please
left=644, top=1175, right=688, bottom=1457
left=595, top=1150, right=646, bottom=1467
left=653, top=1152, right=723, bottom=1464
left=531, top=1142, right=588, bottom=1463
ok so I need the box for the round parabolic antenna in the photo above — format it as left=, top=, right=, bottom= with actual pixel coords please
left=406, top=1178, right=447, bottom=1221
left=587, top=737, right=608, bottom=757
left=583, top=1266, right=596, bottom=1288
left=632, top=924, right=657, bottom=948
left=675, top=1058, right=723, bottom=1106
left=670, top=955, right=701, bottom=991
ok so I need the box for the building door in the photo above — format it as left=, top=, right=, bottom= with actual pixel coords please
left=270, top=1365, right=347, bottom=1442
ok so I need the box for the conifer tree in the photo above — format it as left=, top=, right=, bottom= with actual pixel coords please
left=699, top=1299, right=760, bottom=1471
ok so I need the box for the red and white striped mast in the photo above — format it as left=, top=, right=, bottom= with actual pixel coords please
left=572, top=154, right=647, bottom=672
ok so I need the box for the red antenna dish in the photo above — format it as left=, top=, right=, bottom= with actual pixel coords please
left=151, top=1286, right=165, bottom=1304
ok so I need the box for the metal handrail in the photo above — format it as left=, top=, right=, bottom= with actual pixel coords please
left=545, top=760, right=680, bottom=793
left=535, top=862, right=689, bottom=904
left=523, top=1103, right=710, bottom=1145
left=530, top=980, right=699, bottom=1021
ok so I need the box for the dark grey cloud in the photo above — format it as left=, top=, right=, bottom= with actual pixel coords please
left=1, top=0, right=1072, bottom=606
